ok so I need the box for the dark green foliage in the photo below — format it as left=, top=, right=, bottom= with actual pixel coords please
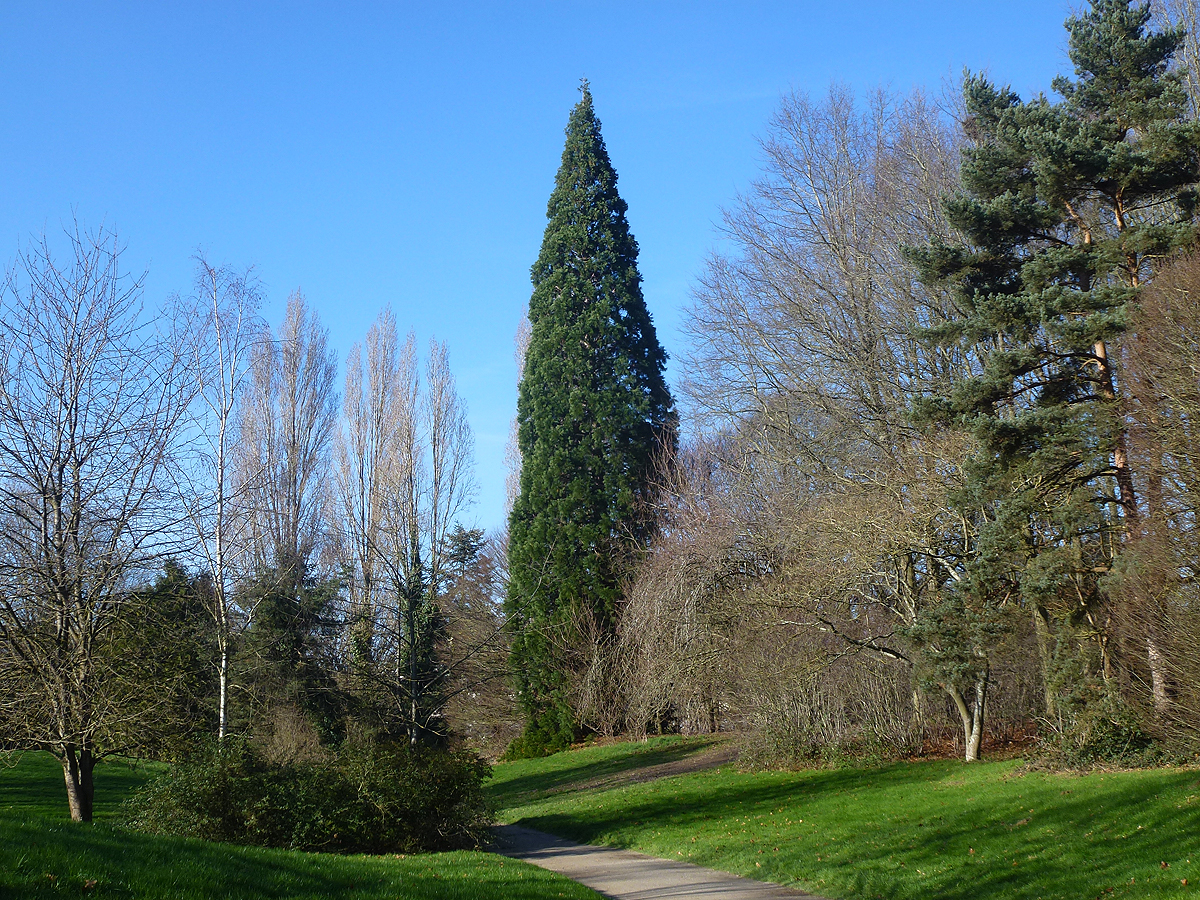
left=1037, top=642, right=1158, bottom=764
left=125, top=739, right=491, bottom=853
left=235, top=556, right=348, bottom=748
left=445, top=524, right=486, bottom=582
left=506, top=82, right=676, bottom=756
left=908, top=1, right=1200, bottom=719
left=906, top=591, right=1010, bottom=698
left=107, top=563, right=218, bottom=757
left=396, top=550, right=448, bottom=746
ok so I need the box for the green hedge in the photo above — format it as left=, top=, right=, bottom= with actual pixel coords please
left=125, top=740, right=491, bottom=853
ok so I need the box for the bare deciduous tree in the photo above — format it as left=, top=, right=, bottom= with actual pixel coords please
left=236, top=290, right=339, bottom=576
left=675, top=86, right=1012, bottom=761
left=0, top=228, right=189, bottom=820
left=173, top=255, right=263, bottom=740
left=424, top=339, right=476, bottom=598
left=376, top=336, right=476, bottom=743
left=334, top=311, right=476, bottom=743
left=1153, top=0, right=1200, bottom=115
left=1125, top=251, right=1200, bottom=743
left=335, top=307, right=406, bottom=674
left=440, top=529, right=521, bottom=758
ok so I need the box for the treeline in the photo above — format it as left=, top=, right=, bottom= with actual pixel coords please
left=513, top=1, right=1200, bottom=766
left=0, top=231, right=516, bottom=822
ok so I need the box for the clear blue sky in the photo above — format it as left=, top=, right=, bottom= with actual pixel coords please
left=0, top=2, right=1075, bottom=535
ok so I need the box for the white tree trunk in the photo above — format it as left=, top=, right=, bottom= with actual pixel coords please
left=947, top=672, right=987, bottom=762
left=1147, top=634, right=1170, bottom=714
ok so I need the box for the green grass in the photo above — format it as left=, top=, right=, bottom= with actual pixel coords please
left=1, top=752, right=601, bottom=900
left=489, top=736, right=1200, bottom=900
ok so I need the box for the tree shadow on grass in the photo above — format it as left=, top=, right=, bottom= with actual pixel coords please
left=3, top=817, right=598, bottom=900
left=487, top=738, right=724, bottom=808
left=514, top=762, right=1200, bottom=900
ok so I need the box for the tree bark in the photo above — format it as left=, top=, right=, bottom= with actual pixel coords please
left=1032, top=605, right=1056, bottom=718
left=217, top=641, right=229, bottom=741
left=1147, top=634, right=1170, bottom=714
left=947, top=670, right=987, bottom=762
left=62, top=746, right=95, bottom=823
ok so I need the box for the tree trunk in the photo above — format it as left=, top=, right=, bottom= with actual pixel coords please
left=62, top=746, right=95, bottom=823
left=1095, top=339, right=1138, bottom=521
left=217, top=640, right=229, bottom=741
left=946, top=671, right=987, bottom=762
left=1032, top=605, right=1056, bottom=718
left=1147, top=634, right=1170, bottom=714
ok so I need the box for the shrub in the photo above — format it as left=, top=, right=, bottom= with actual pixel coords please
left=1037, top=688, right=1159, bottom=768
left=125, top=739, right=491, bottom=853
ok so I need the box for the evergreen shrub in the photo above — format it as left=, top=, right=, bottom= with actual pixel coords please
left=125, top=739, right=491, bottom=852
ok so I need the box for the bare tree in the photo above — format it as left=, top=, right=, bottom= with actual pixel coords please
left=1153, top=0, right=1200, bottom=115
left=333, top=313, right=477, bottom=743
left=173, top=255, right=263, bottom=740
left=334, top=308, right=407, bottom=673
left=504, top=313, right=531, bottom=517
left=235, top=290, right=339, bottom=576
left=374, top=335, right=476, bottom=743
left=0, top=228, right=189, bottom=820
left=440, top=529, right=521, bottom=758
left=1124, top=251, right=1200, bottom=742
left=424, top=339, right=476, bottom=598
left=679, top=86, right=1015, bottom=761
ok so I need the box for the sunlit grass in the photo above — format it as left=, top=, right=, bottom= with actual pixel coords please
left=489, top=736, right=1200, bottom=900
left=2, top=752, right=600, bottom=900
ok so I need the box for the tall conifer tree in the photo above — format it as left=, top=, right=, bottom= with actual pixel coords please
left=507, top=83, right=675, bottom=755
left=910, top=0, right=1199, bottom=715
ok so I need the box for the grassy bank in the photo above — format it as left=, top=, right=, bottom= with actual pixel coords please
left=2, top=752, right=599, bottom=900
left=489, top=736, right=1200, bottom=900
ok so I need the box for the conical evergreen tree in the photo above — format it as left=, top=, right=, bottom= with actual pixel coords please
left=506, top=82, right=676, bottom=755
left=910, top=0, right=1199, bottom=712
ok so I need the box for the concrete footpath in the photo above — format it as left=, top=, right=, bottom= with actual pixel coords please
left=490, top=824, right=829, bottom=900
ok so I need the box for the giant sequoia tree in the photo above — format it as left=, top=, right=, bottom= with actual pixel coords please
left=507, top=83, right=675, bottom=755
left=911, top=0, right=1200, bottom=730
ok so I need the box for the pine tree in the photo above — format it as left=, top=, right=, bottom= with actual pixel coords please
left=506, top=82, right=676, bottom=755
left=910, top=1, right=1199, bottom=722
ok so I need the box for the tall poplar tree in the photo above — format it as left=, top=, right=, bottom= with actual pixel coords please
left=910, top=0, right=1199, bottom=723
left=507, top=82, right=676, bottom=755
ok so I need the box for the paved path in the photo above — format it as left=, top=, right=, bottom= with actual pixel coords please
left=490, top=824, right=829, bottom=900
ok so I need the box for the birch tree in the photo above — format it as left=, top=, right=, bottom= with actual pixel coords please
left=174, top=255, right=263, bottom=740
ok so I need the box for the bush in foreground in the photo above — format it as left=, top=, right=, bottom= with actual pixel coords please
left=125, top=740, right=490, bottom=853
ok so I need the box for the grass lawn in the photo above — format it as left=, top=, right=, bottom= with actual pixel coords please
left=489, top=736, right=1200, bottom=900
left=1, top=751, right=601, bottom=900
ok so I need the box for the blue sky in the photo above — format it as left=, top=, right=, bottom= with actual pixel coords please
left=0, top=2, right=1075, bottom=535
